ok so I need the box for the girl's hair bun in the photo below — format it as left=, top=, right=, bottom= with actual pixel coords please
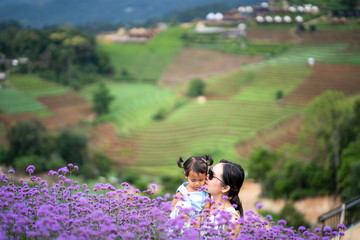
left=202, top=154, right=214, bottom=166
left=177, top=157, right=184, bottom=168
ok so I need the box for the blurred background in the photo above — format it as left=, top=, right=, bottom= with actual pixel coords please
left=0, top=0, right=359, bottom=232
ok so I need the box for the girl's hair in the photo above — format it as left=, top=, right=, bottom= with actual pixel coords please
left=177, top=154, right=214, bottom=176
left=219, top=159, right=245, bottom=217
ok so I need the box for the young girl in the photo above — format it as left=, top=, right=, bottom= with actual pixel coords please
left=170, top=154, right=213, bottom=219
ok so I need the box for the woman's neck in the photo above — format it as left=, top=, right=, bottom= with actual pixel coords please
left=211, top=194, right=231, bottom=210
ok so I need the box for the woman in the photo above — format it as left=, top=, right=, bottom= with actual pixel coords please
left=204, top=159, right=245, bottom=237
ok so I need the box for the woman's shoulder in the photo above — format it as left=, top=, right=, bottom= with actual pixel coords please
left=225, top=206, right=240, bottom=219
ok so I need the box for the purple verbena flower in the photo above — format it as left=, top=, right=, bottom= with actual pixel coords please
left=324, top=226, right=332, bottom=232
left=26, top=165, right=35, bottom=174
left=58, top=167, right=69, bottom=175
left=256, top=202, right=263, bottom=209
left=337, top=223, right=346, bottom=230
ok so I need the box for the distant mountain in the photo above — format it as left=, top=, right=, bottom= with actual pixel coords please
left=0, top=0, right=264, bottom=27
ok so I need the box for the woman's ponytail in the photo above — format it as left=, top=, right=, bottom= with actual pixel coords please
left=230, top=192, right=243, bottom=217
left=220, top=159, right=245, bottom=217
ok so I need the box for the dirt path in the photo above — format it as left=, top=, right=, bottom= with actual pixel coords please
left=240, top=180, right=341, bottom=226
left=343, top=223, right=360, bottom=240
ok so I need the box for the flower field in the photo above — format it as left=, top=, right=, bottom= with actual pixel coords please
left=0, top=165, right=347, bottom=239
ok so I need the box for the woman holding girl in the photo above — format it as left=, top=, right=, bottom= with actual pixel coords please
left=204, top=159, right=245, bottom=237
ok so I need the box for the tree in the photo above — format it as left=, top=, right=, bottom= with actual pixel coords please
left=248, top=147, right=281, bottom=184
left=187, top=78, right=205, bottom=97
left=57, top=130, right=88, bottom=166
left=302, top=90, right=353, bottom=192
left=340, top=0, right=358, bottom=10
left=339, top=139, right=360, bottom=200
left=92, top=82, right=114, bottom=115
left=276, top=90, right=284, bottom=101
left=6, top=118, right=47, bottom=159
left=91, top=151, right=112, bottom=177
left=278, top=202, right=309, bottom=229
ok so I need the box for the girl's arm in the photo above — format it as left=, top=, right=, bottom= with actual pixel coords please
left=171, top=191, right=183, bottom=211
left=200, top=193, right=211, bottom=212
left=202, top=201, right=211, bottom=210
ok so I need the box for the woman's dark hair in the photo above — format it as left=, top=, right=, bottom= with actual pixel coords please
left=177, top=154, right=214, bottom=176
left=220, top=159, right=245, bottom=217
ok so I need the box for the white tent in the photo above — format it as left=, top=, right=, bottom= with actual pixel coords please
left=206, top=12, right=216, bottom=21
left=289, top=6, right=297, bottom=13
left=265, top=16, right=273, bottom=23
left=274, top=16, right=282, bottom=23
left=256, top=16, right=264, bottom=23
left=295, top=16, right=304, bottom=23
left=214, top=12, right=223, bottom=21
left=283, top=16, right=292, bottom=23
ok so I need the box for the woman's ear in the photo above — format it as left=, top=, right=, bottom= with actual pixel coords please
left=222, top=185, right=231, bottom=194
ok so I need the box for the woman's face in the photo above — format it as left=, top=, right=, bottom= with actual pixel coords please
left=205, top=163, right=225, bottom=195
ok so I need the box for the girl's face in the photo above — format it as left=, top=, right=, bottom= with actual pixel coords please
left=205, top=163, right=225, bottom=195
left=185, top=170, right=206, bottom=191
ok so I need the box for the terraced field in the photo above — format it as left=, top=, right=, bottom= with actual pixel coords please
left=9, top=74, right=68, bottom=97
left=159, top=47, right=264, bottom=88
left=247, top=29, right=360, bottom=44
left=285, top=63, right=360, bottom=104
left=232, top=65, right=312, bottom=103
left=123, top=43, right=359, bottom=176
left=0, top=88, right=47, bottom=114
left=0, top=75, right=91, bottom=130
left=128, top=100, right=303, bottom=176
left=38, top=92, right=92, bottom=130
left=234, top=45, right=360, bottom=157
left=80, top=83, right=177, bottom=136
left=236, top=116, right=303, bottom=158
left=99, top=26, right=185, bottom=82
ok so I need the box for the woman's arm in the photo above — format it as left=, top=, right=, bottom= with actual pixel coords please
left=231, top=212, right=241, bottom=239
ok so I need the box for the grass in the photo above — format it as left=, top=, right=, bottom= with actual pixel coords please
left=0, top=88, right=47, bottom=114
left=80, top=82, right=177, bottom=136
left=0, top=74, right=68, bottom=115
left=314, top=18, right=360, bottom=31
left=191, top=41, right=290, bottom=56
left=247, top=23, right=298, bottom=31
left=232, top=65, right=312, bottom=103
left=98, top=26, right=186, bottom=83
left=325, top=44, right=360, bottom=65
left=0, top=122, right=5, bottom=141
left=127, top=99, right=303, bottom=177
left=184, top=30, right=290, bottom=56
left=206, top=69, right=256, bottom=98
left=10, top=74, right=68, bottom=97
